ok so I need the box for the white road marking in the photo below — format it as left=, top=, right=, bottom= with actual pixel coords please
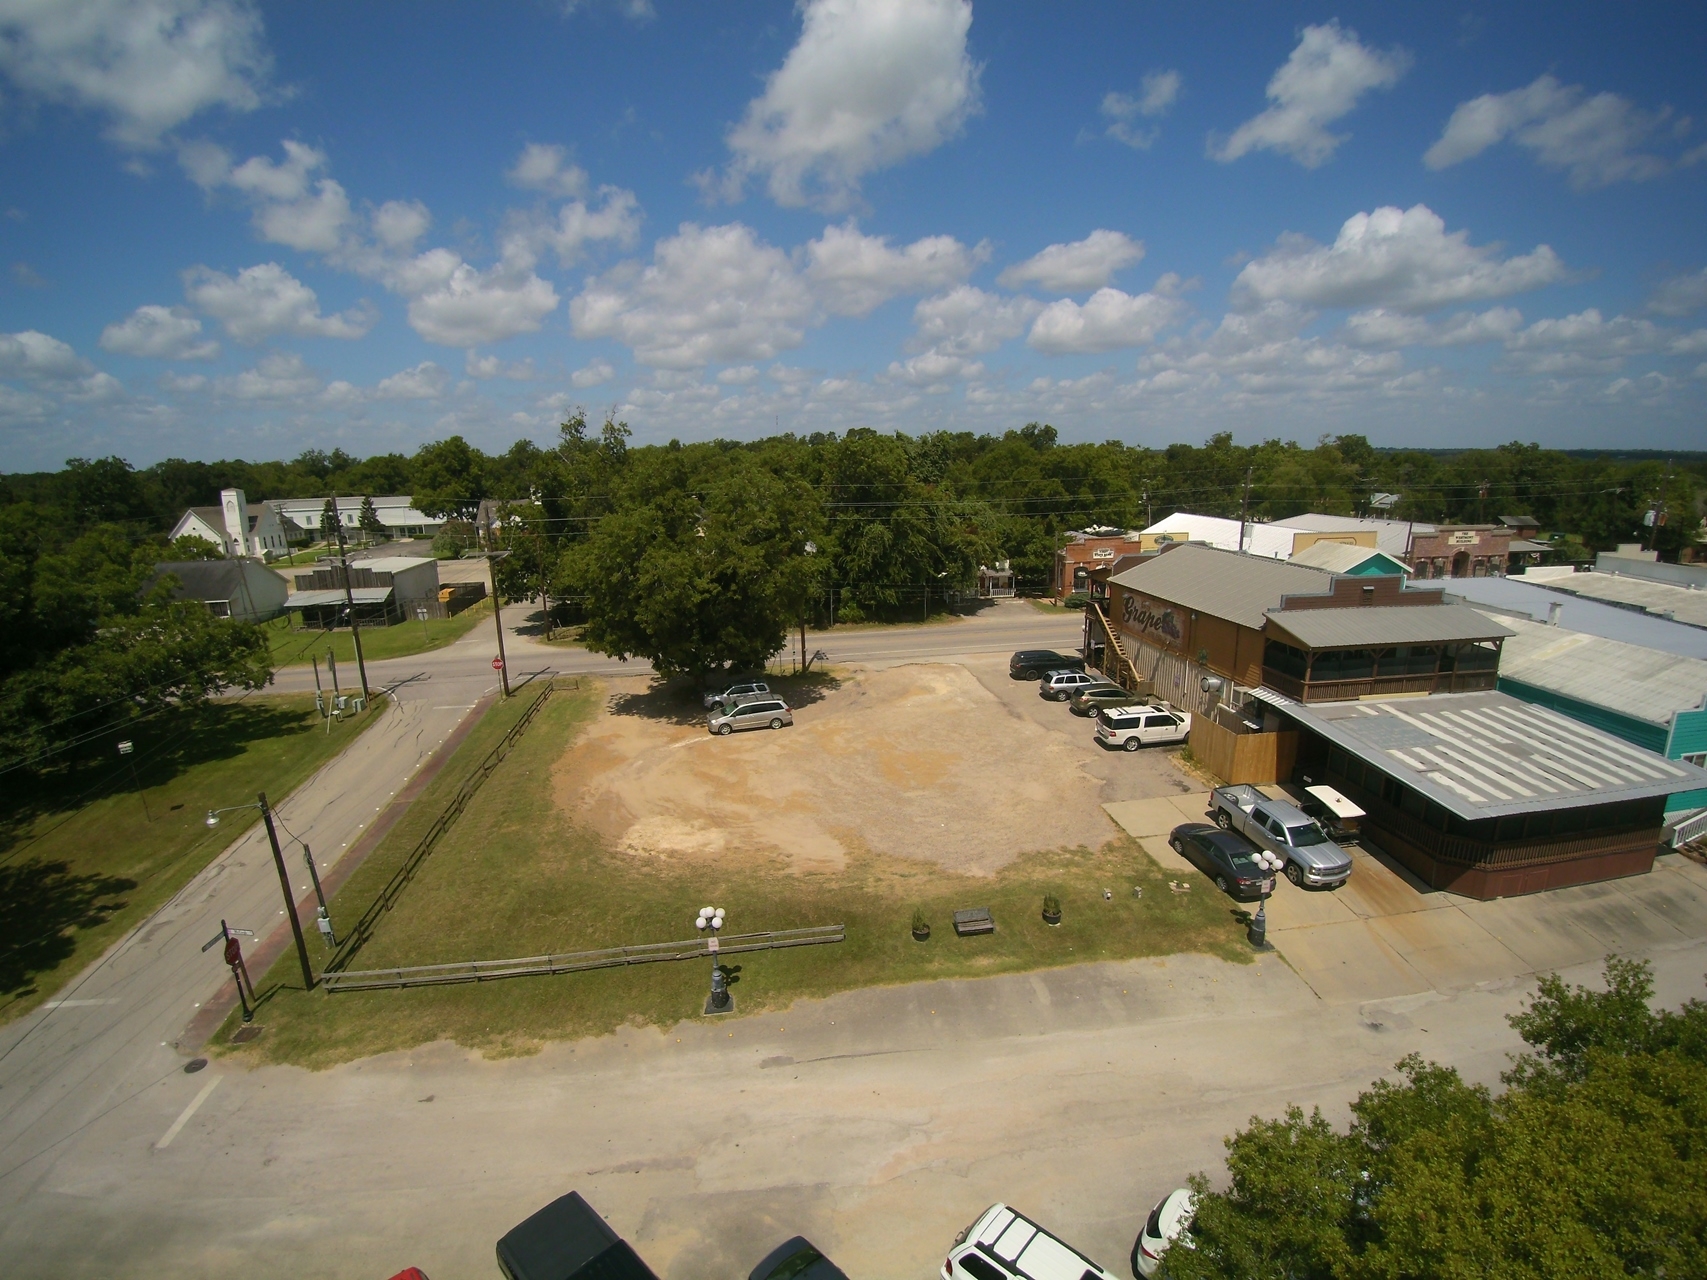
left=156, top=1076, right=221, bottom=1149
left=43, top=998, right=121, bottom=1009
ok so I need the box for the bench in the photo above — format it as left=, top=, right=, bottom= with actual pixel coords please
left=952, top=907, right=995, bottom=937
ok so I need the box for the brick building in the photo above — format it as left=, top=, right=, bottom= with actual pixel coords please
left=1406, top=524, right=1514, bottom=579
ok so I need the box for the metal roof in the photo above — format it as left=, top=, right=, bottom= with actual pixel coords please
left=1273, top=512, right=1427, bottom=558
left=1439, top=577, right=1707, bottom=661
left=286, top=587, right=394, bottom=607
left=1487, top=613, right=1707, bottom=727
left=1515, top=568, right=1707, bottom=629
left=1265, top=605, right=1514, bottom=650
left=347, top=556, right=437, bottom=573
left=1287, top=542, right=1408, bottom=575
left=1259, top=688, right=1707, bottom=819
left=1108, top=543, right=1335, bottom=629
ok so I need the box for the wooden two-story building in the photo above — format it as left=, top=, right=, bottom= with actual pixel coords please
left=1090, top=542, right=1511, bottom=717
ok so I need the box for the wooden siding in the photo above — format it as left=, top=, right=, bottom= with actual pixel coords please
left=1189, top=717, right=1299, bottom=785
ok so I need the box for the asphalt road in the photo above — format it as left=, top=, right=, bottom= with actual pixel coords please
left=0, top=601, right=1084, bottom=1275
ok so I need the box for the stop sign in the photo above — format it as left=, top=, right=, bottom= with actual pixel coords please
left=491, top=657, right=505, bottom=670
left=223, top=936, right=242, bottom=967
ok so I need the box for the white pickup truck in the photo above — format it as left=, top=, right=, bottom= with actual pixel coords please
left=1210, top=784, right=1353, bottom=888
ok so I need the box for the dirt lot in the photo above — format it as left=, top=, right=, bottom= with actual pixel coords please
left=554, top=657, right=1194, bottom=876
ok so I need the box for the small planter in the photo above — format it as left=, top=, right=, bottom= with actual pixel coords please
left=1041, top=894, right=1062, bottom=926
left=911, top=910, right=930, bottom=942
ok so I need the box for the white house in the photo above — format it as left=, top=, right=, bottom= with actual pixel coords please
left=148, top=558, right=290, bottom=621
left=169, top=488, right=296, bottom=560
left=269, top=495, right=443, bottom=541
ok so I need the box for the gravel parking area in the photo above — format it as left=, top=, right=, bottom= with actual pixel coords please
left=554, top=659, right=1196, bottom=876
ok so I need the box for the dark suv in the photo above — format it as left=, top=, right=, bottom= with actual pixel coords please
left=1009, top=649, right=1086, bottom=680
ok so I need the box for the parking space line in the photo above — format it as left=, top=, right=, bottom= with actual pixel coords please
left=155, top=1076, right=221, bottom=1149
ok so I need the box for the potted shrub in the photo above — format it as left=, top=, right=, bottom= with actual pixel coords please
left=1041, top=894, right=1062, bottom=926
left=911, top=908, right=930, bottom=942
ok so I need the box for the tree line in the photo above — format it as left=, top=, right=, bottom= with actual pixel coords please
left=1, top=426, right=1702, bottom=765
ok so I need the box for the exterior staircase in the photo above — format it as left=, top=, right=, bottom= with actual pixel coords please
left=1087, top=600, right=1141, bottom=691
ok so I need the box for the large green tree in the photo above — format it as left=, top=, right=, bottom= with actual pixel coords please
left=1164, top=958, right=1707, bottom=1280
left=567, top=448, right=823, bottom=679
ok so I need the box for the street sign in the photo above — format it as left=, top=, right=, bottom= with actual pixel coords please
left=117, top=740, right=133, bottom=755
left=223, top=936, right=242, bottom=967
left=491, top=657, right=505, bottom=670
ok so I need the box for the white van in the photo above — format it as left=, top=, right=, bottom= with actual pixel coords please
left=941, top=1204, right=1120, bottom=1280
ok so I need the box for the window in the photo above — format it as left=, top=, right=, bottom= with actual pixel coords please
left=1683, top=752, right=1706, bottom=768
left=956, top=1255, right=1007, bottom=1280
left=1263, top=639, right=1308, bottom=679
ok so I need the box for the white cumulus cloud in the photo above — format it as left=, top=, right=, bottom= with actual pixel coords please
left=221, top=351, right=319, bottom=400
left=999, top=230, right=1146, bottom=294
left=1343, top=306, right=1523, bottom=348
left=1100, top=71, right=1181, bottom=149
left=185, top=139, right=354, bottom=251
left=1425, top=75, right=1687, bottom=189
left=573, top=223, right=814, bottom=368
left=374, top=361, right=448, bottom=400
left=0, top=0, right=272, bottom=148
left=802, top=220, right=980, bottom=315
left=0, top=328, right=96, bottom=380
left=506, top=142, right=588, bottom=198
left=1210, top=21, right=1408, bottom=168
left=1648, top=268, right=1707, bottom=317
left=99, top=304, right=219, bottom=359
left=715, top=0, right=981, bottom=210
left=184, top=262, right=375, bottom=341
left=1027, top=277, right=1186, bottom=353
left=909, top=286, right=1040, bottom=357
left=1233, top=204, right=1566, bottom=314
left=391, top=241, right=559, bottom=348
left=571, top=358, right=614, bottom=388
left=572, top=220, right=981, bottom=369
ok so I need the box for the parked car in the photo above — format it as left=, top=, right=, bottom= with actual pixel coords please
left=1068, top=684, right=1144, bottom=716
left=748, top=1236, right=849, bottom=1280
left=707, top=697, right=793, bottom=735
left=1040, top=670, right=1106, bottom=701
left=1132, top=1189, right=1195, bottom=1279
left=1094, top=705, right=1191, bottom=750
left=944, top=1203, right=1120, bottom=1280
left=1169, top=823, right=1274, bottom=900
left=704, top=680, right=770, bottom=709
left=1211, top=784, right=1352, bottom=888
left=1009, top=649, right=1086, bottom=680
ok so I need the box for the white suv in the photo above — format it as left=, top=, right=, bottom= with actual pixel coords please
left=943, top=1204, right=1119, bottom=1280
left=1039, top=670, right=1105, bottom=701
left=1094, top=704, right=1191, bottom=751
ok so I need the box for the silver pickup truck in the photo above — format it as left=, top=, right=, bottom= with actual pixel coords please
left=1210, top=784, right=1353, bottom=888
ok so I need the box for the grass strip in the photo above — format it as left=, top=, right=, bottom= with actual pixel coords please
left=0, top=695, right=387, bottom=1025
left=266, top=599, right=494, bottom=668
left=225, top=683, right=1250, bottom=1069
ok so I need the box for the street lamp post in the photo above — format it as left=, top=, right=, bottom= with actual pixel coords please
left=207, top=793, right=316, bottom=992
left=694, top=906, right=729, bottom=1013
left=1248, top=851, right=1285, bottom=948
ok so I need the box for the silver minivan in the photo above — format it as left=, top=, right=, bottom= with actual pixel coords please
left=708, top=697, right=793, bottom=735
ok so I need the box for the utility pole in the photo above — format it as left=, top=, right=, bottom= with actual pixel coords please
left=1477, top=479, right=1489, bottom=525
left=488, top=548, right=512, bottom=698
left=1237, top=467, right=1253, bottom=553
left=330, top=500, right=370, bottom=701
left=1648, top=458, right=1673, bottom=552
left=258, top=792, right=315, bottom=992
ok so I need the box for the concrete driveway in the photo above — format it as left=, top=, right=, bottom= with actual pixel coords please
left=1104, top=793, right=1707, bottom=1004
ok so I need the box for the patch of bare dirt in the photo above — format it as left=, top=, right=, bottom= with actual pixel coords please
left=550, top=664, right=1115, bottom=875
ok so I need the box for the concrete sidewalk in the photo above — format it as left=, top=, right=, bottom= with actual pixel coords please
left=1105, top=794, right=1707, bottom=1003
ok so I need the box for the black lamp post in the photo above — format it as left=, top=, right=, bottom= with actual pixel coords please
left=1248, top=850, right=1284, bottom=947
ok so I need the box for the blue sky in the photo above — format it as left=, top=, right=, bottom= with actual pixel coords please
left=0, top=0, right=1703, bottom=470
